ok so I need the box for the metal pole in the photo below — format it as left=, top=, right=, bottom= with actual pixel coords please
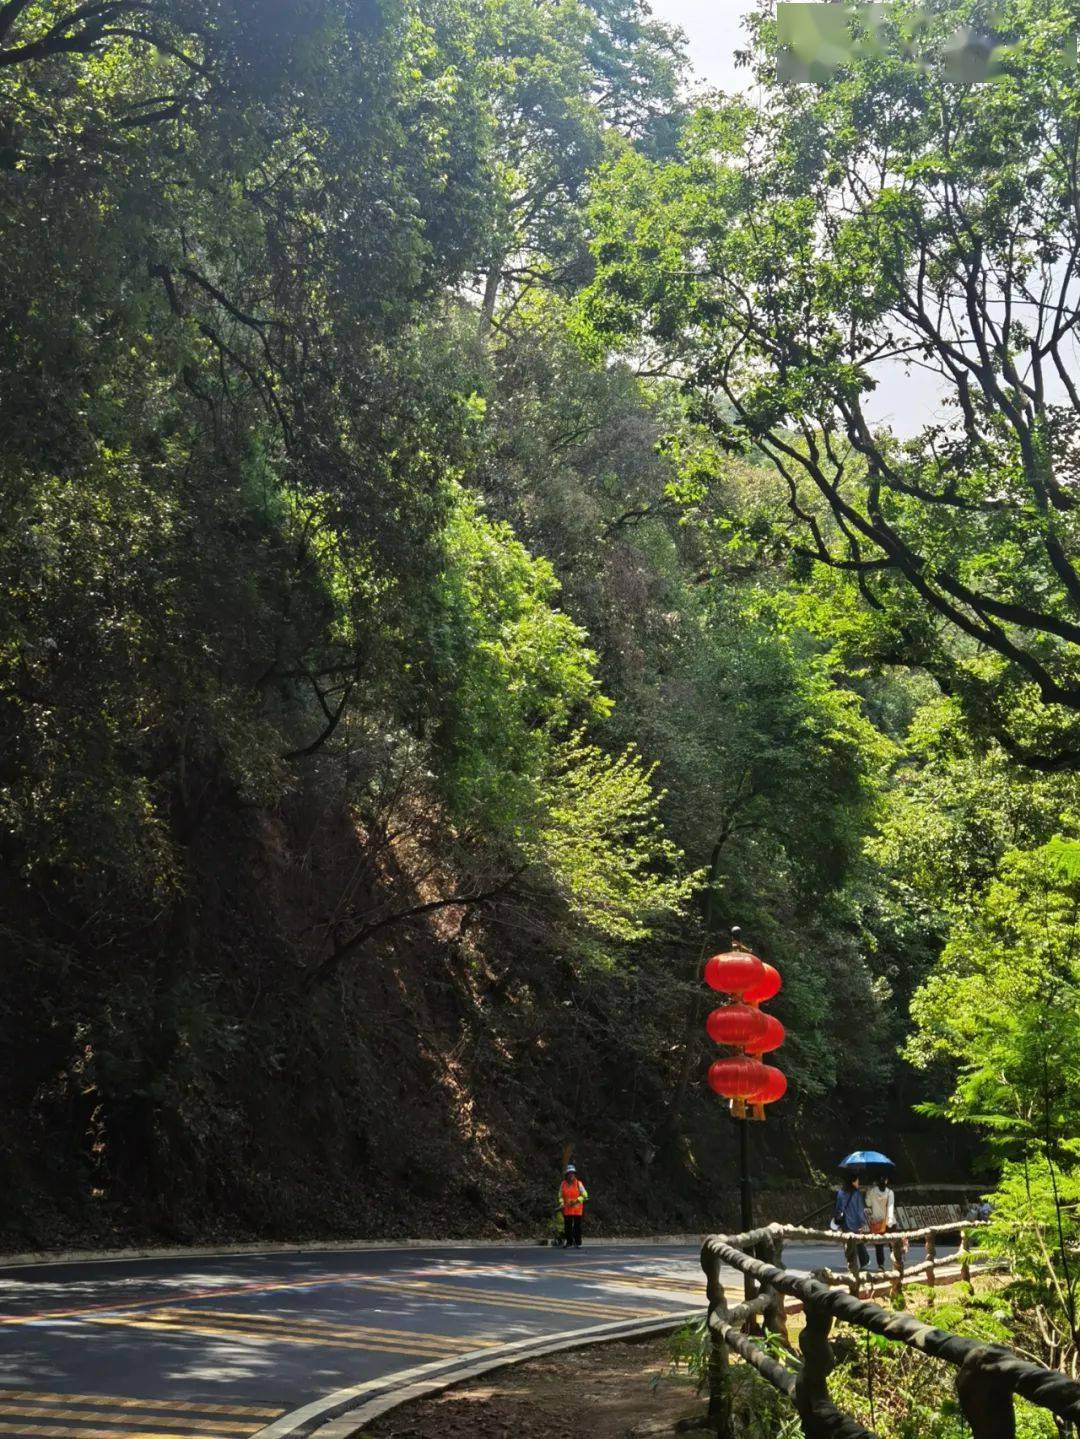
left=730, top=924, right=755, bottom=1301
left=739, top=1114, right=753, bottom=1229
left=739, top=1113, right=754, bottom=1300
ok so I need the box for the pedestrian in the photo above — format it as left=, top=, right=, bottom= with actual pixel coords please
left=559, top=1164, right=588, bottom=1248
left=865, top=1172, right=897, bottom=1270
left=830, top=1172, right=870, bottom=1270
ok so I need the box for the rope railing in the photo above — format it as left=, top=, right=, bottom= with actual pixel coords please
left=699, top=1222, right=1080, bottom=1439
left=717, top=1217, right=993, bottom=1294
left=776, top=1219, right=974, bottom=1242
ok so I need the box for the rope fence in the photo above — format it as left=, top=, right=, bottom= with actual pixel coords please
left=699, top=1221, right=1080, bottom=1439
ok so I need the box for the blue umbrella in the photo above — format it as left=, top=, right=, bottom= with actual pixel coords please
left=839, top=1150, right=894, bottom=1169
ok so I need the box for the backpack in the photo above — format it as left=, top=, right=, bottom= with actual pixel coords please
left=831, top=1188, right=858, bottom=1232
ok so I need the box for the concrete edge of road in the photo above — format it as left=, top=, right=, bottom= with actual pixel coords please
left=249, top=1308, right=702, bottom=1439
left=0, top=1235, right=706, bottom=1270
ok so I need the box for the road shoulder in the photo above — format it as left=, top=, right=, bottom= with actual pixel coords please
left=251, top=1311, right=700, bottom=1439
left=360, top=1334, right=706, bottom=1439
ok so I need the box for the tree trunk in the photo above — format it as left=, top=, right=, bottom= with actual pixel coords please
left=479, top=256, right=503, bottom=336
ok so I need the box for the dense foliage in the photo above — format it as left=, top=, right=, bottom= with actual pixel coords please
left=0, top=0, right=1074, bottom=1253
left=905, top=836, right=1080, bottom=1378
left=581, top=0, right=1080, bottom=771
left=575, top=0, right=1080, bottom=1379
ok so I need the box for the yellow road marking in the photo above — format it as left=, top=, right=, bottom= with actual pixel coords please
left=0, top=1402, right=256, bottom=1433
left=0, top=1394, right=280, bottom=1418
left=342, top=1283, right=641, bottom=1318
left=2, top=1266, right=675, bottom=1341
left=414, top=1283, right=650, bottom=1318
left=1, top=1258, right=676, bottom=1329
left=133, top=1310, right=492, bottom=1352
left=0, top=1426, right=242, bottom=1439
left=563, top=1268, right=703, bottom=1294
left=0, top=1270, right=394, bottom=1327
left=80, top=1314, right=479, bottom=1358
left=148, top=1311, right=494, bottom=1350
left=348, top=1276, right=660, bottom=1320
left=59, top=1278, right=651, bottom=1338
left=432, top=1263, right=702, bottom=1291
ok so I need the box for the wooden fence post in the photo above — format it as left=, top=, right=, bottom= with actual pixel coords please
left=742, top=1235, right=762, bottom=1335
left=844, top=1239, right=861, bottom=1294
left=926, top=1231, right=937, bottom=1291
left=958, top=1226, right=971, bottom=1286
left=955, top=1348, right=1017, bottom=1439
left=890, top=1238, right=906, bottom=1307
left=795, top=1302, right=840, bottom=1439
left=764, top=1228, right=790, bottom=1346
left=702, top=1249, right=735, bottom=1439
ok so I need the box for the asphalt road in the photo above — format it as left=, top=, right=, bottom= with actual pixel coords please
left=0, top=1237, right=930, bottom=1439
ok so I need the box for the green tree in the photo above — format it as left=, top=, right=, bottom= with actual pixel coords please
left=473, top=0, right=684, bottom=331
left=581, top=0, right=1080, bottom=769
left=0, top=0, right=1009, bottom=1240
left=907, top=838, right=1080, bottom=1374
left=476, top=296, right=899, bottom=1108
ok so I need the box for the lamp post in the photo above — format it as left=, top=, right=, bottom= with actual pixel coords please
left=738, top=1100, right=753, bottom=1233
left=704, top=928, right=787, bottom=1270
left=731, top=926, right=753, bottom=1236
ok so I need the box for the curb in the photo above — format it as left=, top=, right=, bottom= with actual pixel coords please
left=0, top=1235, right=706, bottom=1271
left=249, top=1309, right=701, bottom=1439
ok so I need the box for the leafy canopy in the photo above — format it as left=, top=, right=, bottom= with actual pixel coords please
left=579, top=0, right=1080, bottom=771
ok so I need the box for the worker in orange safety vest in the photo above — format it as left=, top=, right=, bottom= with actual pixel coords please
left=559, top=1164, right=588, bottom=1248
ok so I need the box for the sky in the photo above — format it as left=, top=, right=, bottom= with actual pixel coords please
left=651, top=0, right=750, bottom=92
left=648, top=1, right=952, bottom=435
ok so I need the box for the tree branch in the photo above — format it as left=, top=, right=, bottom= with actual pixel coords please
left=307, top=867, right=530, bottom=991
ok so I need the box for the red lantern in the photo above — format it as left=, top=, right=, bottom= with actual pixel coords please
left=746, top=1065, right=787, bottom=1104
left=704, top=951, right=765, bottom=995
left=706, top=1003, right=769, bottom=1048
left=743, top=962, right=782, bottom=1007
left=744, top=1012, right=786, bottom=1056
left=707, top=1057, right=769, bottom=1099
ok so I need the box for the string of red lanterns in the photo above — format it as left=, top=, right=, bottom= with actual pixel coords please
left=704, top=947, right=787, bottom=1120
